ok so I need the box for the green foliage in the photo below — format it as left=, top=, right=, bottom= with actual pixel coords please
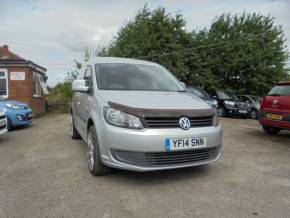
left=190, top=13, right=289, bottom=95
left=46, top=81, right=72, bottom=102
left=106, top=7, right=289, bottom=96
left=108, top=5, right=194, bottom=81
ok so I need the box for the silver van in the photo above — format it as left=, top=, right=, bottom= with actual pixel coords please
left=71, top=57, right=222, bottom=176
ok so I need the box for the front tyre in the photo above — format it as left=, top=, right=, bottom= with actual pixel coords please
left=217, top=107, right=226, bottom=117
left=250, top=109, right=258, bottom=119
left=7, top=117, right=12, bottom=131
left=87, top=126, right=111, bottom=176
left=262, top=125, right=280, bottom=135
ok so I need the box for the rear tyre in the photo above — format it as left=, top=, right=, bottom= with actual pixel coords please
left=7, top=117, right=12, bottom=131
left=70, top=114, right=81, bottom=139
left=87, top=126, right=112, bottom=176
left=217, top=107, right=226, bottom=117
left=250, top=109, right=258, bottom=120
left=262, top=125, right=280, bottom=135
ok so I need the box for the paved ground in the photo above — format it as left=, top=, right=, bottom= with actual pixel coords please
left=0, top=114, right=289, bottom=218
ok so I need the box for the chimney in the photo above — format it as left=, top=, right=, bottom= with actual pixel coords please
left=2, top=45, right=9, bottom=59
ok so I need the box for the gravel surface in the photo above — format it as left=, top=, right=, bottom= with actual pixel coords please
left=0, top=114, right=289, bottom=218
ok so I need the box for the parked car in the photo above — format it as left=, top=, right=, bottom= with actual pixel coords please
left=186, top=86, right=218, bottom=110
left=259, top=81, right=290, bottom=135
left=71, top=57, right=222, bottom=176
left=0, top=110, right=7, bottom=135
left=209, top=90, right=250, bottom=118
left=0, top=97, right=33, bottom=130
left=237, top=95, right=261, bottom=119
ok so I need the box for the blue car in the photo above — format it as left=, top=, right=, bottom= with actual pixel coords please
left=0, top=97, right=33, bottom=130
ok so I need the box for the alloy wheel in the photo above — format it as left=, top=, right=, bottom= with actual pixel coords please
left=87, top=131, right=95, bottom=171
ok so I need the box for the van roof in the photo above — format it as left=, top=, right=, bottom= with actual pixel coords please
left=87, top=57, right=160, bottom=66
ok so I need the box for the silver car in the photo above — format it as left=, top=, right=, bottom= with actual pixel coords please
left=71, top=57, right=222, bottom=176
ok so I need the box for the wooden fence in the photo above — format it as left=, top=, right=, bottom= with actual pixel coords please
left=46, top=101, right=71, bottom=113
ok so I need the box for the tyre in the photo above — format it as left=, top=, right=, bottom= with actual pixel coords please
left=87, top=126, right=111, bottom=176
left=70, top=114, right=81, bottom=139
left=7, top=117, right=12, bottom=131
left=262, top=125, right=280, bottom=135
left=250, top=109, right=258, bottom=119
left=217, top=107, right=226, bottom=117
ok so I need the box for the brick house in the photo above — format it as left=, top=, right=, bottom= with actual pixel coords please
left=0, top=45, right=48, bottom=115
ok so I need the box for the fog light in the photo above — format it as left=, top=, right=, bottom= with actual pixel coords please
left=16, top=115, right=24, bottom=121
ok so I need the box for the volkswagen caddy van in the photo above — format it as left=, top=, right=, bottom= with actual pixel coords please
left=71, top=57, right=222, bottom=175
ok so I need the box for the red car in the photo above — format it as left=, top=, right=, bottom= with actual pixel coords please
left=259, top=81, right=290, bottom=135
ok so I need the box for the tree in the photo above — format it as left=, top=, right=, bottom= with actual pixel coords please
left=107, top=5, right=194, bottom=81
left=189, top=13, right=289, bottom=95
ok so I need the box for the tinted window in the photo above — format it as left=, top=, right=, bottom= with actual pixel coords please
left=187, top=88, right=210, bottom=98
left=269, top=85, right=290, bottom=96
left=216, top=91, right=237, bottom=100
left=96, top=63, right=184, bottom=92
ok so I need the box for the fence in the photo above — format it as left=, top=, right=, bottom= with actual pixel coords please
left=46, top=101, right=71, bottom=113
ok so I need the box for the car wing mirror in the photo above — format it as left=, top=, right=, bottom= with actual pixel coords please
left=180, top=82, right=186, bottom=88
left=72, top=79, right=90, bottom=92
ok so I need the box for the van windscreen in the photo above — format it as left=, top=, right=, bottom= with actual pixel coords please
left=96, top=63, right=185, bottom=92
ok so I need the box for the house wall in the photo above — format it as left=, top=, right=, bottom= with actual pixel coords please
left=6, top=66, right=46, bottom=115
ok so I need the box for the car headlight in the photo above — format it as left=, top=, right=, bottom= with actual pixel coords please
left=6, top=103, right=21, bottom=110
left=224, top=100, right=235, bottom=106
left=103, top=107, right=144, bottom=129
left=213, top=111, right=220, bottom=126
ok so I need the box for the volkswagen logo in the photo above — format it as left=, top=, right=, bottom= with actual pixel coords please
left=179, top=117, right=191, bottom=130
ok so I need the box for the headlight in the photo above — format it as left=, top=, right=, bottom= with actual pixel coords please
left=103, top=107, right=144, bottom=129
left=224, top=100, right=235, bottom=106
left=6, top=103, right=21, bottom=110
left=213, top=111, right=220, bottom=126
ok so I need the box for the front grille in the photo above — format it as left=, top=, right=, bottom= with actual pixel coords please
left=146, top=147, right=218, bottom=165
left=143, top=116, right=213, bottom=128
left=0, top=115, right=6, bottom=120
left=235, top=103, right=248, bottom=109
left=26, top=113, right=32, bottom=120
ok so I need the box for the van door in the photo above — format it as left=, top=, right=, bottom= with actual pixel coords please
left=77, top=66, right=94, bottom=137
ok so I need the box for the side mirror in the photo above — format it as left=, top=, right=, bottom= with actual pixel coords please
left=72, top=80, right=89, bottom=92
left=180, top=82, right=186, bottom=88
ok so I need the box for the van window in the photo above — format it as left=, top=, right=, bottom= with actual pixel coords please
left=269, top=85, right=290, bottom=96
left=96, top=63, right=184, bottom=92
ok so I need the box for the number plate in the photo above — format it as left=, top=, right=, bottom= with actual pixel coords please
left=165, top=137, right=207, bottom=151
left=266, top=113, right=283, bottom=120
left=239, top=110, right=248, bottom=114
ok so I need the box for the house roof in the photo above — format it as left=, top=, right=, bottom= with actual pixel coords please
left=0, top=45, right=24, bottom=60
left=0, top=45, right=47, bottom=74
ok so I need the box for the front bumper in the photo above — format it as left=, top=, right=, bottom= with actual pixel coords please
left=0, top=118, right=7, bottom=135
left=9, top=110, right=33, bottom=127
left=226, top=106, right=249, bottom=117
left=99, top=123, right=223, bottom=172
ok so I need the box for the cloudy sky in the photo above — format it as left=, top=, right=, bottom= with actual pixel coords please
left=1, top=0, right=289, bottom=86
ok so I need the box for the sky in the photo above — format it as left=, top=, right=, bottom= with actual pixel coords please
left=1, top=0, right=289, bottom=86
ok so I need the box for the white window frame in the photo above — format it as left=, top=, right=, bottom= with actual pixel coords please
left=33, top=72, right=42, bottom=97
left=0, top=69, right=8, bottom=98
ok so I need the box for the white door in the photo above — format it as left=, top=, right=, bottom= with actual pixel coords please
left=0, top=69, right=8, bottom=98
